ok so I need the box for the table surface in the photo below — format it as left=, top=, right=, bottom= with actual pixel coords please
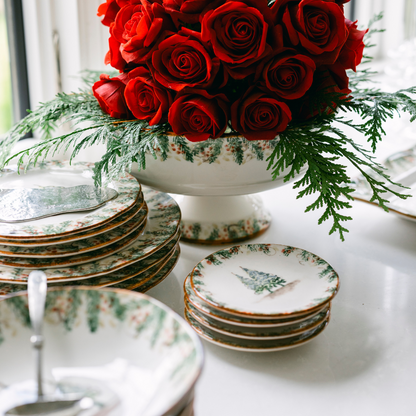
left=147, top=180, right=416, bottom=416
left=9, top=62, right=416, bottom=416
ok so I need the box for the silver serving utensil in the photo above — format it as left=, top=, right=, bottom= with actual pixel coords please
left=0, top=186, right=118, bottom=223
left=5, top=271, right=94, bottom=416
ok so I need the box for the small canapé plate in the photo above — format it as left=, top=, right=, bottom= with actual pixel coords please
left=190, top=244, right=339, bottom=319
left=185, top=299, right=330, bottom=340
left=0, top=188, right=181, bottom=284
left=0, top=193, right=145, bottom=247
left=185, top=309, right=330, bottom=352
left=0, top=236, right=180, bottom=297
left=0, top=202, right=148, bottom=257
left=0, top=161, right=141, bottom=238
left=184, top=275, right=329, bottom=327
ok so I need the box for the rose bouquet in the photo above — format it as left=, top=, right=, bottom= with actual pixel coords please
left=1, top=0, right=416, bottom=240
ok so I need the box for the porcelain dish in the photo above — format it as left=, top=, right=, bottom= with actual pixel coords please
left=190, top=244, right=339, bottom=318
left=184, top=243, right=338, bottom=351
left=0, top=161, right=142, bottom=238
left=0, top=193, right=145, bottom=247
left=185, top=310, right=330, bottom=352
left=0, top=287, right=204, bottom=416
left=351, top=145, right=416, bottom=221
left=0, top=188, right=181, bottom=284
left=0, top=203, right=148, bottom=257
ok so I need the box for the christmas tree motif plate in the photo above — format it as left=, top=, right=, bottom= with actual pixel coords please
left=184, top=275, right=329, bottom=327
left=0, top=192, right=145, bottom=247
left=0, top=202, right=148, bottom=257
left=190, top=244, right=339, bottom=319
left=185, top=309, right=330, bottom=352
left=0, top=288, right=204, bottom=416
left=112, top=244, right=179, bottom=290
left=119, top=244, right=180, bottom=292
left=185, top=299, right=330, bottom=340
left=0, top=236, right=179, bottom=297
left=0, top=161, right=141, bottom=238
left=0, top=216, right=148, bottom=268
left=0, top=188, right=181, bottom=283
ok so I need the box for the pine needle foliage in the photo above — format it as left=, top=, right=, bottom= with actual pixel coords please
left=1, top=15, right=415, bottom=241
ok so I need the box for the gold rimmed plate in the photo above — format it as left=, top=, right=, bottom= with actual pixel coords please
left=184, top=275, right=330, bottom=327
left=185, top=309, right=330, bottom=352
left=0, top=161, right=142, bottom=239
left=0, top=192, right=145, bottom=247
left=185, top=299, right=330, bottom=340
left=0, top=188, right=181, bottom=284
left=190, top=244, right=339, bottom=319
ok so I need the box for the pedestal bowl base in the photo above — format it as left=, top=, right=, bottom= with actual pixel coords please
left=176, top=194, right=271, bottom=245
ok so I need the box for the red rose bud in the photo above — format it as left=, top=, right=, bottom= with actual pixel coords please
left=201, top=0, right=273, bottom=79
left=337, top=19, right=368, bottom=71
left=273, top=0, right=348, bottom=66
left=231, top=88, right=292, bottom=141
left=111, top=0, right=175, bottom=64
left=151, top=32, right=220, bottom=91
left=125, top=67, right=173, bottom=125
left=169, top=90, right=229, bottom=142
left=92, top=73, right=131, bottom=119
left=97, top=0, right=121, bottom=27
left=262, top=52, right=316, bottom=99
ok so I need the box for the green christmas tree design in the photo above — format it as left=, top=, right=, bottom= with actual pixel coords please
left=233, top=267, right=287, bottom=295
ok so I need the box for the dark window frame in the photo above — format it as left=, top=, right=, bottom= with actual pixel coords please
left=5, top=0, right=31, bottom=137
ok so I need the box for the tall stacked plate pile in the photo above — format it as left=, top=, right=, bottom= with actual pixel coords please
left=184, top=243, right=339, bottom=352
left=0, top=161, right=181, bottom=297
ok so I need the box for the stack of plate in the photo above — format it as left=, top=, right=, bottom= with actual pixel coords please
left=184, top=243, right=339, bottom=352
left=0, top=161, right=181, bottom=297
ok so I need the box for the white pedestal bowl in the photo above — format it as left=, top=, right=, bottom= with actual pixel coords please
left=132, top=136, right=301, bottom=244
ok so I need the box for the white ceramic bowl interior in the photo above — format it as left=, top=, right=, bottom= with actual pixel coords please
left=0, top=287, right=203, bottom=416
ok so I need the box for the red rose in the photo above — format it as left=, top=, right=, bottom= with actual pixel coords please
left=231, top=87, right=292, bottom=140
left=111, top=1, right=175, bottom=64
left=97, top=0, right=121, bottom=27
left=151, top=31, right=220, bottom=91
left=169, top=90, right=229, bottom=142
left=294, top=62, right=351, bottom=119
left=337, top=19, right=368, bottom=71
left=262, top=51, right=316, bottom=99
left=125, top=67, right=173, bottom=125
left=162, top=0, right=214, bottom=25
left=273, top=0, right=348, bottom=65
left=201, top=0, right=273, bottom=79
left=105, top=36, right=128, bottom=71
left=92, top=73, right=131, bottom=119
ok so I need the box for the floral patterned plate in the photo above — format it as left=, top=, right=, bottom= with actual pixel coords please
left=351, top=145, right=416, bottom=222
left=0, top=219, right=147, bottom=269
left=185, top=299, right=330, bottom=340
left=0, top=188, right=181, bottom=283
left=0, top=193, right=145, bottom=247
left=184, top=275, right=329, bottom=327
left=114, top=244, right=180, bottom=291
left=185, top=309, right=330, bottom=352
left=0, top=203, right=148, bottom=257
left=0, top=161, right=141, bottom=238
left=190, top=244, right=339, bottom=319
left=0, top=287, right=204, bottom=416
left=0, top=237, right=180, bottom=297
